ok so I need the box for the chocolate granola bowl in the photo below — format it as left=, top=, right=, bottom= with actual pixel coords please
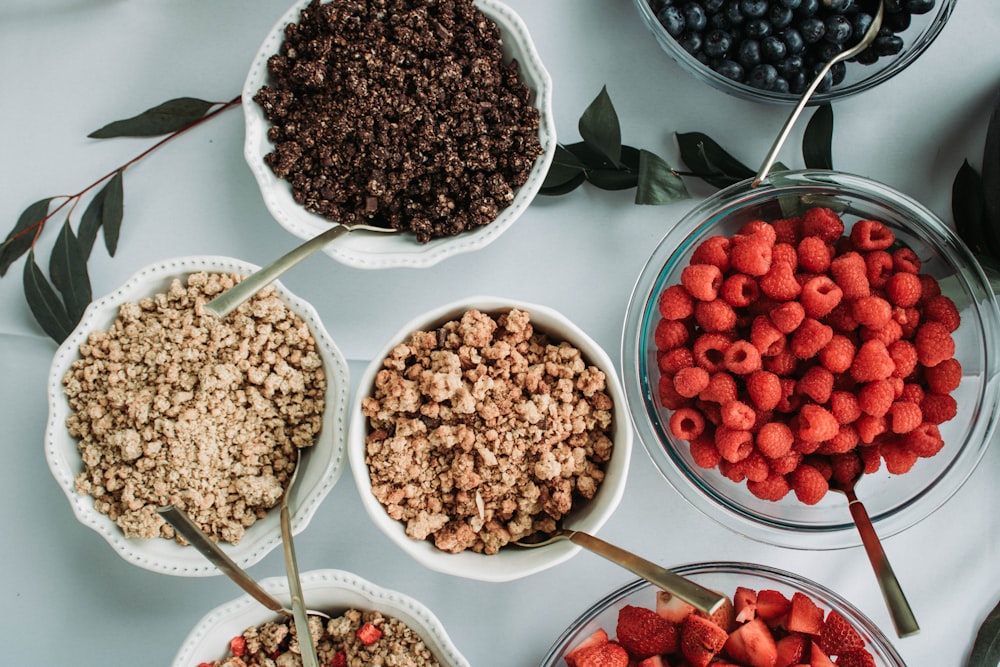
left=243, top=0, right=555, bottom=269
left=347, top=296, right=634, bottom=582
left=45, top=256, right=351, bottom=576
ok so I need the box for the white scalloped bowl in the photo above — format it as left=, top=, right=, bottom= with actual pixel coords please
left=45, top=256, right=350, bottom=576
left=171, top=568, right=470, bottom=667
left=348, top=296, right=633, bottom=582
left=242, top=0, right=555, bottom=270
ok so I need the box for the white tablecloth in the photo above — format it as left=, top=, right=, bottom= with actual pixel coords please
left=2, top=1, right=999, bottom=665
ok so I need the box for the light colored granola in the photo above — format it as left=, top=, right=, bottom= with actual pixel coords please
left=62, top=272, right=326, bottom=545
left=362, top=308, right=614, bottom=554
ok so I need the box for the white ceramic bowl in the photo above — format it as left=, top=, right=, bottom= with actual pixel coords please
left=242, top=0, right=556, bottom=269
left=45, top=256, right=351, bottom=576
left=171, top=568, right=470, bottom=667
left=348, top=296, right=633, bottom=582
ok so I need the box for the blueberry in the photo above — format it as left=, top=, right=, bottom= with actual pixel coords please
left=648, top=0, right=674, bottom=12
left=702, top=0, right=727, bottom=12
left=772, top=76, right=791, bottom=93
left=657, top=5, right=686, bottom=37
left=777, top=54, right=805, bottom=77
left=678, top=30, right=704, bottom=54
left=824, top=0, right=854, bottom=12
left=681, top=2, right=709, bottom=32
left=715, top=59, right=746, bottom=81
left=703, top=29, right=735, bottom=58
left=905, top=0, right=935, bottom=13
left=780, top=27, right=805, bottom=54
left=830, top=61, right=847, bottom=85
left=854, top=46, right=880, bottom=64
left=737, top=38, right=763, bottom=67
left=739, top=0, right=768, bottom=18
left=744, top=18, right=772, bottom=38
left=823, top=15, right=853, bottom=44
left=787, top=70, right=808, bottom=93
left=810, top=64, right=834, bottom=91
left=724, top=1, right=746, bottom=26
left=795, top=0, right=820, bottom=16
left=768, top=4, right=794, bottom=29
left=884, top=0, right=905, bottom=12
left=816, top=41, right=843, bottom=62
left=748, top=63, right=779, bottom=89
left=778, top=0, right=802, bottom=8
left=851, top=12, right=874, bottom=39
left=761, top=34, right=788, bottom=62
left=873, top=32, right=904, bottom=56
left=799, top=17, right=826, bottom=43
left=709, top=11, right=734, bottom=30
left=884, top=11, right=912, bottom=32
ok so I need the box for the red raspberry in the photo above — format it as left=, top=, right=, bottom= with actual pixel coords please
left=655, top=318, right=690, bottom=350
left=658, top=284, right=694, bottom=320
left=790, top=318, right=834, bottom=359
left=693, top=332, right=732, bottom=372
left=887, top=340, right=918, bottom=379
left=799, top=274, right=842, bottom=318
left=716, top=426, right=753, bottom=463
left=797, top=236, right=832, bottom=272
left=924, top=357, right=962, bottom=393
left=770, top=300, right=806, bottom=334
left=674, top=366, right=711, bottom=398
left=921, top=392, right=958, bottom=424
left=792, top=435, right=821, bottom=455
left=690, top=235, right=732, bottom=272
left=802, top=207, right=844, bottom=242
left=774, top=242, right=800, bottom=268
left=885, top=272, right=922, bottom=307
left=797, top=365, right=834, bottom=403
left=700, top=371, right=738, bottom=404
left=887, top=401, right=922, bottom=434
left=748, top=472, right=792, bottom=501
left=695, top=299, right=738, bottom=333
left=864, top=250, right=893, bottom=288
left=830, top=451, right=863, bottom=486
left=881, top=439, right=918, bottom=474
left=859, top=318, right=903, bottom=346
left=759, top=259, right=801, bottom=301
left=790, top=463, right=830, bottom=505
left=819, top=424, right=859, bottom=455
left=797, top=404, right=839, bottom=442
left=921, top=295, right=960, bottom=332
left=856, top=414, right=887, bottom=444
left=730, top=233, right=773, bottom=276
left=751, top=316, right=786, bottom=356
left=850, top=340, right=895, bottom=382
left=858, top=379, right=896, bottom=417
left=769, top=450, right=803, bottom=474
left=903, top=422, right=945, bottom=457
left=720, top=273, right=760, bottom=307
left=739, top=220, right=778, bottom=244
left=825, top=301, right=859, bottom=332
left=681, top=263, right=724, bottom=301
left=915, top=321, right=955, bottom=367
left=818, top=334, right=856, bottom=374
left=697, top=399, right=723, bottom=426
left=689, top=434, right=722, bottom=468
left=900, top=382, right=925, bottom=405
left=670, top=406, right=707, bottom=440
left=859, top=443, right=882, bottom=473
left=772, top=216, right=803, bottom=244
left=892, top=305, right=921, bottom=338
left=658, top=374, right=689, bottom=410
left=830, top=251, right=870, bottom=299
left=830, top=390, right=862, bottom=424
left=734, top=450, right=769, bottom=482
left=891, top=247, right=921, bottom=273
left=724, top=339, right=762, bottom=374
left=719, top=458, right=746, bottom=482
left=658, top=347, right=695, bottom=374
left=851, top=295, right=892, bottom=328
left=755, top=421, right=794, bottom=458
left=765, top=349, right=800, bottom=377
left=746, top=370, right=782, bottom=410
left=918, top=273, right=943, bottom=300
left=721, top=400, right=756, bottom=430
left=849, top=219, right=895, bottom=250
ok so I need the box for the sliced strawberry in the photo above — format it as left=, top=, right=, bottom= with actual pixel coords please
left=573, top=642, right=630, bottom=667
left=833, top=648, right=877, bottom=667
left=616, top=604, right=679, bottom=659
left=565, top=628, right=610, bottom=667
left=680, top=614, right=729, bottom=667
left=657, top=589, right=696, bottom=624
left=818, top=610, right=864, bottom=655
left=775, top=633, right=809, bottom=667
left=637, top=655, right=668, bottom=667
left=700, top=594, right=736, bottom=632
left=724, top=618, right=778, bottom=667
left=734, top=586, right=758, bottom=623
left=787, top=592, right=824, bottom=635
left=809, top=642, right=836, bottom=667
left=756, top=589, right=792, bottom=626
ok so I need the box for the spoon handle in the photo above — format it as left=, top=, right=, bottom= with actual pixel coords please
left=204, top=223, right=352, bottom=319
left=281, top=501, right=320, bottom=667
left=158, top=505, right=291, bottom=616
left=567, top=531, right=727, bottom=616
left=845, top=496, right=920, bottom=638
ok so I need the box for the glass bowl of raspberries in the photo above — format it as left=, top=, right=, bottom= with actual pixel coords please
left=621, top=169, right=1000, bottom=549
left=539, top=560, right=905, bottom=667
left=633, top=0, right=956, bottom=103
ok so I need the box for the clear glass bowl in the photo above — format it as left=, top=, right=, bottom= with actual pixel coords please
left=539, top=561, right=906, bottom=667
left=621, top=170, right=1000, bottom=549
left=632, top=0, right=956, bottom=104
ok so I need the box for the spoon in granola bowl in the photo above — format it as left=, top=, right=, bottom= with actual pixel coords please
left=204, top=221, right=400, bottom=319
left=514, top=527, right=727, bottom=616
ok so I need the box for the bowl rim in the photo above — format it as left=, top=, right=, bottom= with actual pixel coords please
left=241, top=0, right=557, bottom=269
left=347, top=295, right=633, bottom=582
left=44, top=255, right=351, bottom=575
left=620, top=169, right=1000, bottom=549
left=631, top=0, right=958, bottom=105
left=170, top=568, right=471, bottom=667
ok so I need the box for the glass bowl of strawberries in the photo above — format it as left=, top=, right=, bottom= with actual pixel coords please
left=539, top=561, right=905, bottom=667
left=621, top=169, right=1000, bottom=549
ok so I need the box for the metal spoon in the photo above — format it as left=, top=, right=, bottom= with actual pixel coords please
left=279, top=450, right=320, bottom=667
left=204, top=221, right=400, bottom=319
left=752, top=0, right=885, bottom=186
left=829, top=471, right=919, bottom=638
left=514, top=528, right=727, bottom=616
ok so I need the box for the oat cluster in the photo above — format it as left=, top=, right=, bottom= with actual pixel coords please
left=362, top=308, right=615, bottom=554
left=253, top=0, right=544, bottom=243
left=62, top=272, right=326, bottom=545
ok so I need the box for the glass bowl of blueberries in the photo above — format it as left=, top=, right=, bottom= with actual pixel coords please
left=633, top=0, right=956, bottom=103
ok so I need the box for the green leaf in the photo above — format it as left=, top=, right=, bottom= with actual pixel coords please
left=636, top=149, right=690, bottom=205
left=542, top=145, right=587, bottom=190
left=88, top=97, right=216, bottom=138
left=101, top=170, right=124, bottom=255
left=1, top=197, right=51, bottom=277
left=49, top=221, right=92, bottom=323
left=952, top=160, right=995, bottom=258
left=969, top=598, right=1000, bottom=667
left=77, top=184, right=106, bottom=259
left=676, top=132, right=755, bottom=189
left=23, top=250, right=74, bottom=343
left=538, top=171, right=587, bottom=196
left=578, top=86, right=622, bottom=167
left=586, top=145, right=642, bottom=191
left=802, top=103, right=834, bottom=170
left=981, top=88, right=1000, bottom=232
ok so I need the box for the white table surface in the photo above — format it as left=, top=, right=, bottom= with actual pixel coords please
left=2, top=1, right=999, bottom=665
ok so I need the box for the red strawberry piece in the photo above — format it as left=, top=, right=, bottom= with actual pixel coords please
left=573, top=642, right=630, bottom=667
left=818, top=610, right=864, bottom=656
left=775, top=633, right=809, bottom=667
left=356, top=621, right=383, bottom=645
left=756, top=590, right=791, bottom=626
left=786, top=592, right=824, bottom=635
left=637, top=656, right=669, bottom=667
left=703, top=594, right=736, bottom=632
left=616, top=604, right=680, bottom=660
left=229, top=636, right=247, bottom=657
left=565, top=628, right=609, bottom=667
left=833, top=648, right=877, bottom=667
left=724, top=617, right=779, bottom=667
left=680, top=614, right=729, bottom=667
left=656, top=590, right=696, bottom=624
left=331, top=650, right=348, bottom=667
left=809, top=642, right=837, bottom=667
left=733, top=586, right=758, bottom=623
